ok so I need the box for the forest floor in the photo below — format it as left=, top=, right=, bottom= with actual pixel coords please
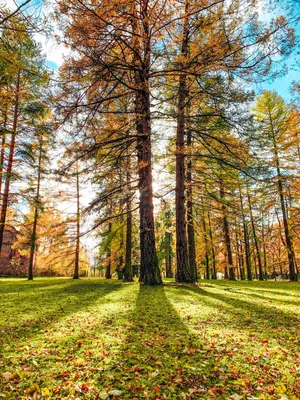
left=0, top=279, right=299, bottom=400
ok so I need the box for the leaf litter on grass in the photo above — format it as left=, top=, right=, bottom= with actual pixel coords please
left=0, top=278, right=299, bottom=399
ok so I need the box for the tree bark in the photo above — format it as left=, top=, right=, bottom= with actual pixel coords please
left=105, top=218, right=112, bottom=279
left=123, top=153, right=133, bottom=282
left=134, top=1, right=161, bottom=285
left=0, top=70, right=20, bottom=253
left=175, top=0, right=194, bottom=283
left=202, top=207, right=210, bottom=280
left=272, top=139, right=297, bottom=281
left=73, top=161, right=80, bottom=279
left=165, top=231, right=173, bottom=278
left=186, top=128, right=197, bottom=281
left=238, top=182, right=252, bottom=280
left=0, top=101, right=8, bottom=196
left=220, top=183, right=235, bottom=280
left=28, top=134, right=43, bottom=280
left=246, top=184, right=264, bottom=280
left=208, top=208, right=217, bottom=279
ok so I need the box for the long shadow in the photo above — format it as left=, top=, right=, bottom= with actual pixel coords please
left=0, top=279, right=124, bottom=349
left=203, top=280, right=300, bottom=297
left=196, top=281, right=300, bottom=306
left=0, top=278, right=69, bottom=294
left=239, top=287, right=300, bottom=299
left=223, top=289, right=300, bottom=306
left=172, top=285, right=300, bottom=349
left=97, top=286, right=225, bottom=399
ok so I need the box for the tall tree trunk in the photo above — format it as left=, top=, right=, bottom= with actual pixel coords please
left=201, top=207, right=210, bottom=280
left=246, top=185, right=264, bottom=280
left=272, top=139, right=297, bottom=281
left=28, top=135, right=43, bottom=280
left=105, top=218, right=112, bottom=279
left=123, top=199, right=133, bottom=281
left=0, top=70, right=20, bottom=253
left=133, top=1, right=161, bottom=285
left=117, top=255, right=124, bottom=280
left=176, top=0, right=194, bottom=283
left=123, top=145, right=133, bottom=282
left=73, top=161, right=80, bottom=279
left=239, top=243, right=245, bottom=280
left=208, top=208, right=217, bottom=279
left=220, top=183, right=235, bottom=280
left=186, top=127, right=197, bottom=281
left=261, top=214, right=267, bottom=280
left=0, top=101, right=8, bottom=196
left=238, top=182, right=252, bottom=280
left=234, top=216, right=245, bottom=281
left=165, top=231, right=173, bottom=278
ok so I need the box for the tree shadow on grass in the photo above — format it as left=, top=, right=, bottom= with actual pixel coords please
left=171, top=285, right=300, bottom=350
left=203, top=280, right=300, bottom=297
left=98, top=285, right=227, bottom=400
left=0, top=280, right=139, bottom=399
left=0, top=278, right=69, bottom=294
left=0, top=279, right=124, bottom=348
left=224, top=288, right=300, bottom=307
left=163, top=284, right=300, bottom=399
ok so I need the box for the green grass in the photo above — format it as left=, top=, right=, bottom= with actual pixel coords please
left=0, top=278, right=299, bottom=399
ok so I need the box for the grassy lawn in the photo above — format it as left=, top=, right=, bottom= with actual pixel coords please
left=0, top=279, right=299, bottom=399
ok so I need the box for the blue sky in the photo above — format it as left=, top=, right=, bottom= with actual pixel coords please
left=46, top=60, right=59, bottom=70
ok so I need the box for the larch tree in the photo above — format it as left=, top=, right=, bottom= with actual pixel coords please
left=253, top=91, right=298, bottom=281
left=18, top=104, right=53, bottom=280
left=57, top=0, right=169, bottom=285
left=0, top=15, right=49, bottom=255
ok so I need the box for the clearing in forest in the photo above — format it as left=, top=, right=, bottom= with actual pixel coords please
left=0, top=279, right=299, bottom=399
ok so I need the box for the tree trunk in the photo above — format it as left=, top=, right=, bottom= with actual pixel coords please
left=246, top=185, right=264, bottom=280
left=261, top=216, right=268, bottom=280
left=273, top=144, right=297, bottom=280
left=73, top=161, right=80, bottom=279
left=165, top=231, right=173, bottom=278
left=239, top=243, right=245, bottom=280
left=186, top=126, right=197, bottom=281
left=238, top=182, right=252, bottom=280
left=202, top=207, right=210, bottom=280
left=117, top=255, right=124, bottom=280
left=28, top=135, right=43, bottom=280
left=176, top=0, right=194, bottom=283
left=220, top=183, right=235, bottom=280
left=0, top=101, right=8, bottom=196
left=234, top=217, right=245, bottom=280
left=208, top=208, right=217, bottom=279
left=133, top=1, right=161, bottom=285
left=123, top=149, right=133, bottom=282
left=105, top=220, right=112, bottom=279
left=0, top=70, right=20, bottom=253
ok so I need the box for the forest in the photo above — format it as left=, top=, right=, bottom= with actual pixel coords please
left=0, top=0, right=300, bottom=399
left=0, top=0, right=300, bottom=284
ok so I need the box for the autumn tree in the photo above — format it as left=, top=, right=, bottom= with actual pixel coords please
left=18, top=105, right=53, bottom=280
left=165, top=0, right=294, bottom=282
left=0, top=15, right=49, bottom=255
left=253, top=91, right=298, bottom=281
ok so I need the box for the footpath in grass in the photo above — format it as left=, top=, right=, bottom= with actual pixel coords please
left=0, top=278, right=299, bottom=399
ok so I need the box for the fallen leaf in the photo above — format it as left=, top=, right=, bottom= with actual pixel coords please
left=229, top=394, right=243, bottom=400
left=99, top=392, right=109, bottom=399
left=41, top=387, right=50, bottom=396
left=108, top=390, right=123, bottom=396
